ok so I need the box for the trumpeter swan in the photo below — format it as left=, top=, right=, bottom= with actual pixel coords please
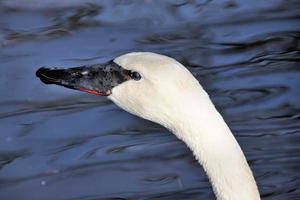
left=36, top=52, right=260, bottom=200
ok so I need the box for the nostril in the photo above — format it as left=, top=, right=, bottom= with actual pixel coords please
left=81, top=71, right=89, bottom=75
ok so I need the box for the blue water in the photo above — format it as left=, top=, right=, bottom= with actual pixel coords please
left=0, top=1, right=299, bottom=199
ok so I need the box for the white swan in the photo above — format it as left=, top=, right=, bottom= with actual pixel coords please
left=36, top=52, right=260, bottom=200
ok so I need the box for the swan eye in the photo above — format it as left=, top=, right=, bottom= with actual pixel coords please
left=129, top=71, right=141, bottom=81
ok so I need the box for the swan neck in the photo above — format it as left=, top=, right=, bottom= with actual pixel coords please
left=171, top=95, right=260, bottom=200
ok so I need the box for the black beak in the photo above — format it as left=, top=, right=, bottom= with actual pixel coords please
left=36, top=61, right=130, bottom=96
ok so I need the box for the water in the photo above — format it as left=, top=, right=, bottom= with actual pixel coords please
left=0, top=1, right=299, bottom=199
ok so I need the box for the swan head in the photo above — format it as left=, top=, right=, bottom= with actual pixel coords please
left=36, top=52, right=202, bottom=129
left=110, top=52, right=202, bottom=128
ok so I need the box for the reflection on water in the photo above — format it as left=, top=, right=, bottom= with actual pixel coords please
left=0, top=1, right=299, bottom=199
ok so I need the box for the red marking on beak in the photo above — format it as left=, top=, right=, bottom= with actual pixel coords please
left=79, top=88, right=107, bottom=96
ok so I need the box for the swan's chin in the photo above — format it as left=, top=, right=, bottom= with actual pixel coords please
left=78, top=88, right=112, bottom=96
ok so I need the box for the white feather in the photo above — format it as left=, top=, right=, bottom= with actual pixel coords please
left=109, top=52, right=260, bottom=200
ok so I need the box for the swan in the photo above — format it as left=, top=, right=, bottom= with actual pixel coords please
left=36, top=52, right=260, bottom=200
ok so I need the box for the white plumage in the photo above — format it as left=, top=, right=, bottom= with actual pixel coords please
left=109, top=52, right=260, bottom=200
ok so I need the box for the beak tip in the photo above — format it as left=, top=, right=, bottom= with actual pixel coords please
left=36, top=67, right=56, bottom=84
left=36, top=67, right=49, bottom=78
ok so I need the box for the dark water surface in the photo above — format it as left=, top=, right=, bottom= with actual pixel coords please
left=1, top=1, right=300, bottom=199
